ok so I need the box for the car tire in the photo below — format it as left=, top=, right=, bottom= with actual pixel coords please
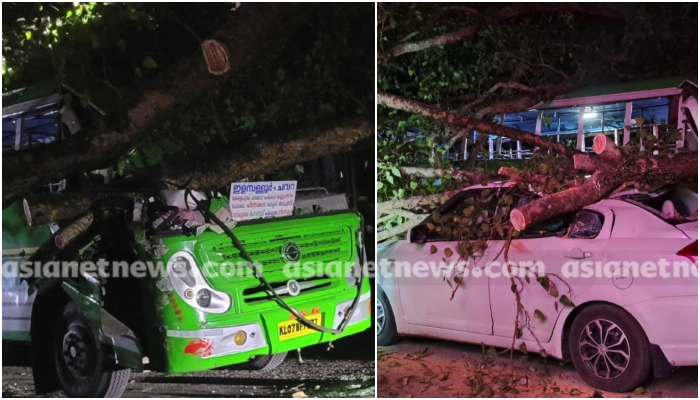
left=53, top=301, right=130, bottom=397
left=246, top=352, right=288, bottom=372
left=377, top=287, right=400, bottom=346
left=568, top=304, right=652, bottom=392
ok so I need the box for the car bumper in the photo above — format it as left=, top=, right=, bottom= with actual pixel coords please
left=626, top=295, right=698, bottom=366
left=162, top=286, right=372, bottom=373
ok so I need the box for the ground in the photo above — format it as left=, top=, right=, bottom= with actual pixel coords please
left=377, top=338, right=698, bottom=398
left=2, top=331, right=375, bottom=398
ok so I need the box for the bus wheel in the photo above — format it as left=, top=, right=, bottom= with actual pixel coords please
left=53, top=301, right=130, bottom=397
left=247, top=352, right=288, bottom=372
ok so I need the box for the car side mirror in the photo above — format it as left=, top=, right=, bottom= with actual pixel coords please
left=410, top=225, right=428, bottom=243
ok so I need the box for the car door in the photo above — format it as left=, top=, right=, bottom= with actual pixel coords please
left=486, top=205, right=613, bottom=342
left=395, top=189, right=493, bottom=335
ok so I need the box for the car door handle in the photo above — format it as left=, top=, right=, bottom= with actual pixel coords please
left=564, top=248, right=592, bottom=259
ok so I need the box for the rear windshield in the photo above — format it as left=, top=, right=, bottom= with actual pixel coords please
left=615, top=185, right=698, bottom=225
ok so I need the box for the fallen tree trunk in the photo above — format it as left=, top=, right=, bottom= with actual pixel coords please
left=510, top=134, right=698, bottom=231
left=18, top=119, right=371, bottom=226
left=161, top=119, right=372, bottom=189
left=510, top=169, right=617, bottom=231
left=23, top=193, right=95, bottom=226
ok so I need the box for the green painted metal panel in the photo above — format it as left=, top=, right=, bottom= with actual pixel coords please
left=2, top=201, right=52, bottom=251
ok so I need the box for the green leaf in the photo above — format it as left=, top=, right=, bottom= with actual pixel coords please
left=391, top=167, right=401, bottom=177
left=410, top=181, right=418, bottom=190
left=25, top=31, right=32, bottom=40
left=66, top=10, right=73, bottom=18
left=376, top=181, right=384, bottom=190
left=518, top=342, right=527, bottom=354
left=385, top=174, right=394, bottom=185
left=142, top=56, right=157, bottom=69
left=559, top=295, right=575, bottom=308
left=533, top=309, right=547, bottom=322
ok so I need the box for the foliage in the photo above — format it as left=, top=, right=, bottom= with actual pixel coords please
left=3, top=3, right=374, bottom=179
left=376, top=2, right=698, bottom=233
left=2, top=3, right=229, bottom=91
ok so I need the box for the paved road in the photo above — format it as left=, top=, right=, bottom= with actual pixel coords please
left=3, top=330, right=375, bottom=398
left=378, top=338, right=697, bottom=398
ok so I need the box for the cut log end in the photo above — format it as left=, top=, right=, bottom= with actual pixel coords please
left=202, top=39, right=230, bottom=75
left=593, top=134, right=621, bottom=161
left=592, top=134, right=609, bottom=154
left=510, top=209, right=526, bottom=232
left=22, top=198, right=33, bottom=227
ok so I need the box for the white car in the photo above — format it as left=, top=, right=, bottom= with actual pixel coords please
left=377, top=182, right=698, bottom=392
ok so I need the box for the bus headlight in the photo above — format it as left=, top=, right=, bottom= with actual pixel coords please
left=167, top=251, right=231, bottom=314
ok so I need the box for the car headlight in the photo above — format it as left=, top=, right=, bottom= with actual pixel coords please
left=167, top=251, right=231, bottom=314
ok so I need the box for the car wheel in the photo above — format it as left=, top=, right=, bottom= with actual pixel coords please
left=568, top=304, right=652, bottom=392
left=377, top=288, right=400, bottom=346
left=53, top=301, right=130, bottom=397
left=246, top=352, right=288, bottom=372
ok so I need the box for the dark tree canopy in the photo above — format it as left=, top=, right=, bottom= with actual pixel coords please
left=2, top=3, right=374, bottom=204
left=379, top=2, right=697, bottom=112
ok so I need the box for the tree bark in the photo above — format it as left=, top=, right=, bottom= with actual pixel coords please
left=3, top=4, right=314, bottom=206
left=161, top=119, right=372, bottom=190
left=593, top=134, right=622, bottom=162
left=17, top=119, right=371, bottom=225
left=510, top=169, right=618, bottom=231
left=23, top=193, right=95, bottom=226
left=510, top=136, right=698, bottom=231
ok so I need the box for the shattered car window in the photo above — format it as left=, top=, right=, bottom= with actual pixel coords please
left=566, top=210, right=604, bottom=239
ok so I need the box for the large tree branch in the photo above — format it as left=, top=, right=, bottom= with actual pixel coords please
left=161, top=119, right=372, bottom=190
left=3, top=4, right=313, bottom=206
left=510, top=135, right=698, bottom=231
left=378, top=92, right=582, bottom=158
left=21, top=119, right=372, bottom=225
left=379, top=3, right=625, bottom=62
left=467, top=81, right=573, bottom=118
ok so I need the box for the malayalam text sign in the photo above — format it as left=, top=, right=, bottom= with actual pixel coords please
left=229, top=181, right=297, bottom=221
